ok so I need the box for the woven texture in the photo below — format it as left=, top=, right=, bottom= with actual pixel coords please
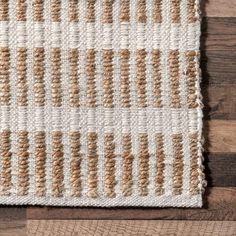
left=0, top=0, right=205, bottom=207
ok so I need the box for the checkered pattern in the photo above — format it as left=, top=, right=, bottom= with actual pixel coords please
left=0, top=0, right=206, bottom=207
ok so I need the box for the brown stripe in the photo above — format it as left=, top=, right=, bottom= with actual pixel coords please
left=87, top=132, right=98, bottom=198
left=104, top=133, right=116, bottom=198
left=186, top=50, right=198, bottom=109
left=138, top=133, right=149, bottom=196
left=17, top=48, right=28, bottom=106
left=86, top=49, right=97, bottom=108
left=120, top=0, right=130, bottom=22
left=189, top=132, right=200, bottom=195
left=17, top=0, right=27, bottom=21
left=171, top=0, right=181, bottom=23
left=0, top=130, right=12, bottom=195
left=33, top=48, right=45, bottom=106
left=18, top=131, right=30, bottom=196
left=137, top=49, right=147, bottom=108
left=87, top=0, right=96, bottom=22
left=51, top=0, right=61, bottom=22
left=69, top=0, right=79, bottom=22
left=153, top=0, right=162, bottom=23
left=169, top=50, right=181, bottom=108
left=120, top=49, right=131, bottom=108
left=137, top=0, right=147, bottom=23
left=70, top=131, right=82, bottom=197
left=0, top=47, right=11, bottom=106
left=102, top=0, right=113, bottom=23
left=33, top=0, right=44, bottom=22
left=122, top=134, right=134, bottom=196
left=35, top=131, right=46, bottom=196
left=69, top=49, right=80, bottom=107
left=155, top=133, right=165, bottom=195
left=0, top=0, right=9, bottom=21
left=103, top=49, right=114, bottom=108
left=152, top=49, right=162, bottom=108
left=172, top=133, right=184, bottom=195
left=188, top=0, right=199, bottom=23
left=51, top=48, right=62, bottom=107
left=52, top=131, right=64, bottom=197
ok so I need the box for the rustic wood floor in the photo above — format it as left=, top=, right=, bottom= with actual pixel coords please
left=0, top=0, right=236, bottom=235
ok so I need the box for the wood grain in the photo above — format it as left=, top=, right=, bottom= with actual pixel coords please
left=201, top=18, right=236, bottom=51
left=204, top=120, right=236, bottom=153
left=27, top=220, right=236, bottom=236
left=202, top=84, right=236, bottom=120
left=0, top=207, right=26, bottom=236
left=0, top=0, right=236, bottom=233
left=26, top=187, right=236, bottom=220
left=204, top=153, right=236, bottom=187
left=202, top=0, right=236, bottom=17
left=201, top=50, right=236, bottom=85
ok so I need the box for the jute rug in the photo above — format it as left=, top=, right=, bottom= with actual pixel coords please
left=0, top=0, right=206, bottom=207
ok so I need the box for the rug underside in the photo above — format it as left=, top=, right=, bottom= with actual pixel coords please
left=0, top=0, right=206, bottom=207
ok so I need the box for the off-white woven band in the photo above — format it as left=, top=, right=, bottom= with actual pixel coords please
left=0, top=0, right=206, bottom=207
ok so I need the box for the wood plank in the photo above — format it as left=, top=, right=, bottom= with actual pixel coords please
left=26, top=187, right=236, bottom=220
left=204, top=120, right=236, bottom=153
left=201, top=18, right=236, bottom=51
left=27, top=220, right=236, bottom=236
left=204, top=153, right=236, bottom=187
left=202, top=84, right=236, bottom=120
left=0, top=221, right=26, bottom=236
left=201, top=50, right=236, bottom=85
left=0, top=207, right=26, bottom=236
left=202, top=0, right=236, bottom=17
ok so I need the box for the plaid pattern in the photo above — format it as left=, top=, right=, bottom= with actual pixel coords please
left=0, top=0, right=206, bottom=207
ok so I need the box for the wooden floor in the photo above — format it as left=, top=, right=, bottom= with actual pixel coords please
left=1, top=1, right=236, bottom=235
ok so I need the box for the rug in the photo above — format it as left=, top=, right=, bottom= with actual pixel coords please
left=0, top=0, right=206, bottom=207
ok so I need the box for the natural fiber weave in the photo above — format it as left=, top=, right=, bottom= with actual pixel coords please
left=0, top=0, right=206, bottom=207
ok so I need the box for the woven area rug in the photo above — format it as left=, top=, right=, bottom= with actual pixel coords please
left=0, top=0, right=206, bottom=207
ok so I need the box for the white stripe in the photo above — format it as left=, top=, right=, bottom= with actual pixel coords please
left=171, top=109, right=181, bottom=133
left=34, top=22, right=44, bottom=47
left=87, top=109, right=96, bottom=132
left=52, top=107, right=62, bottom=131
left=153, top=23, right=161, bottom=49
left=70, top=108, right=80, bottom=131
left=160, top=0, right=174, bottom=195
left=0, top=106, right=10, bottom=131
left=35, top=107, right=45, bottom=131
left=170, top=23, right=181, bottom=49
left=104, top=108, right=114, bottom=133
left=121, top=109, right=131, bottom=133
left=78, top=0, right=88, bottom=196
left=86, top=22, right=95, bottom=49
left=8, top=0, right=18, bottom=194
left=188, top=109, right=199, bottom=133
left=69, top=22, right=79, bottom=49
left=120, top=22, right=129, bottom=49
left=103, top=23, right=113, bottom=49
left=17, top=107, right=28, bottom=130
left=0, top=21, right=8, bottom=47
left=17, top=22, right=27, bottom=47
left=136, top=23, right=146, bottom=49
left=51, top=22, right=61, bottom=48
left=0, top=193, right=202, bottom=207
left=188, top=23, right=200, bottom=49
